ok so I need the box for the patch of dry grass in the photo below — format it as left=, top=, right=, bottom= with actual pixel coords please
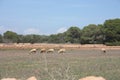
left=0, top=49, right=120, bottom=80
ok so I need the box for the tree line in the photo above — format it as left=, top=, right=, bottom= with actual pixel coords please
left=0, top=18, right=120, bottom=46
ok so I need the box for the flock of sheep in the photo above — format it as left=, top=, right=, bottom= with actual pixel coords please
left=29, top=48, right=66, bottom=54
left=29, top=47, right=107, bottom=54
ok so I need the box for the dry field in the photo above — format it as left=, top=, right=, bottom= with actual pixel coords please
left=0, top=44, right=120, bottom=80
left=0, top=43, right=120, bottom=50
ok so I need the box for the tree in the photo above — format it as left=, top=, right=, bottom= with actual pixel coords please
left=3, top=31, right=19, bottom=43
left=48, top=34, right=57, bottom=43
left=65, top=26, right=81, bottom=43
left=17, top=35, right=24, bottom=43
left=97, top=24, right=105, bottom=44
left=22, top=35, right=37, bottom=44
left=0, top=34, right=3, bottom=43
left=103, top=18, right=120, bottom=42
left=57, top=33, right=66, bottom=43
left=81, top=24, right=103, bottom=44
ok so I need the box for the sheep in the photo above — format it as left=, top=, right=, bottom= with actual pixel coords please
left=1, top=78, right=17, bottom=80
left=101, top=48, right=106, bottom=53
left=79, top=76, right=106, bottom=80
left=27, top=76, right=37, bottom=80
left=47, top=49, right=54, bottom=53
left=40, top=48, right=46, bottom=53
left=29, top=48, right=37, bottom=54
left=58, top=48, right=66, bottom=54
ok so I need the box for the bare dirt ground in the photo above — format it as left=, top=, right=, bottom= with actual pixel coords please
left=0, top=43, right=120, bottom=50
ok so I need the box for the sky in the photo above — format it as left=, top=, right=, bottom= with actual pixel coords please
left=0, top=0, right=120, bottom=35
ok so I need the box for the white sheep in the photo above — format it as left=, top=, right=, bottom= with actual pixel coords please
left=101, top=48, right=106, bottom=53
left=58, top=48, right=66, bottom=54
left=29, top=48, right=37, bottom=54
left=27, top=76, right=37, bottom=80
left=79, top=76, right=106, bottom=80
left=47, top=49, right=54, bottom=53
left=1, top=78, right=17, bottom=80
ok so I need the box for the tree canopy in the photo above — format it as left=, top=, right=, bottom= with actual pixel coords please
left=65, top=26, right=81, bottom=43
left=81, top=24, right=103, bottom=44
left=0, top=18, right=120, bottom=46
left=3, top=31, right=19, bottom=43
left=103, top=18, right=120, bottom=42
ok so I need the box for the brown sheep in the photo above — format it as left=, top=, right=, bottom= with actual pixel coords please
left=40, top=48, right=46, bottom=53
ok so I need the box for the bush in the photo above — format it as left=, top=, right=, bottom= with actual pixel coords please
left=105, top=42, right=120, bottom=46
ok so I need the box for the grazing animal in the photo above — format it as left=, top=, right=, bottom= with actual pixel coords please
left=27, top=76, right=37, bottom=80
left=79, top=76, right=106, bottom=80
left=29, top=48, right=37, bottom=54
left=47, top=49, right=54, bottom=53
left=1, top=78, right=17, bottom=80
left=58, top=48, right=66, bottom=54
left=101, top=48, right=106, bottom=53
left=40, top=48, right=46, bottom=53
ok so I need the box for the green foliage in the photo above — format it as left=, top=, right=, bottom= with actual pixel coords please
left=0, top=34, right=3, bottom=43
left=48, top=34, right=59, bottom=43
left=22, top=34, right=48, bottom=44
left=23, top=35, right=37, bottom=44
left=3, top=31, right=19, bottom=43
left=81, top=24, right=103, bottom=44
left=1, top=18, right=120, bottom=45
left=105, top=42, right=120, bottom=46
left=17, top=35, right=24, bottom=43
left=103, top=18, right=120, bottom=42
left=48, top=33, right=66, bottom=43
left=65, top=26, right=81, bottom=43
